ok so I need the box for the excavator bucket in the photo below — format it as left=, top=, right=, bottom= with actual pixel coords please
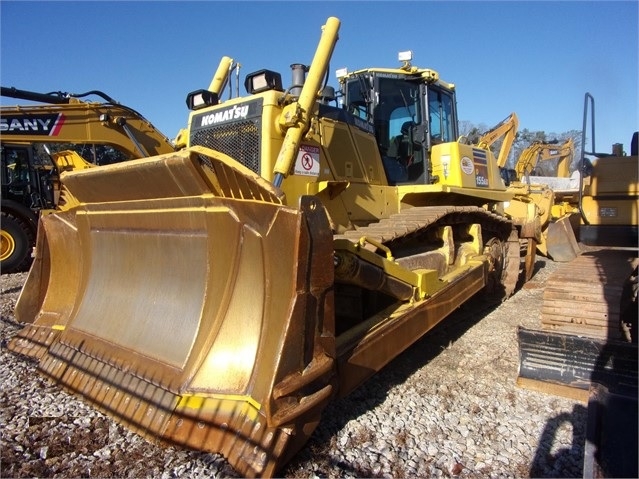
left=544, top=214, right=581, bottom=262
left=9, top=146, right=337, bottom=478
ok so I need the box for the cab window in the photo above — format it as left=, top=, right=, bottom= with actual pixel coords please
left=428, top=87, right=456, bottom=143
left=1, top=146, right=31, bottom=185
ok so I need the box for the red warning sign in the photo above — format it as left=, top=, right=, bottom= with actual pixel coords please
left=294, top=145, right=320, bottom=176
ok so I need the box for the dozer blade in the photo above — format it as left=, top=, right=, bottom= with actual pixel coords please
left=544, top=214, right=581, bottom=262
left=517, top=327, right=638, bottom=401
left=517, top=249, right=638, bottom=400
left=9, top=146, right=337, bottom=478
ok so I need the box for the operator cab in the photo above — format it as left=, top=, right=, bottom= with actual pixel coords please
left=338, top=51, right=458, bottom=185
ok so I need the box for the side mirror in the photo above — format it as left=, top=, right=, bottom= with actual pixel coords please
left=411, top=124, right=426, bottom=145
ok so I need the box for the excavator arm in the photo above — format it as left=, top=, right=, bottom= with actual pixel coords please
left=0, top=87, right=176, bottom=158
left=477, top=112, right=519, bottom=168
left=514, top=138, right=574, bottom=180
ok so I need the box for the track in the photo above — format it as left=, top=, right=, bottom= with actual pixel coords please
left=540, top=248, right=638, bottom=341
left=335, top=205, right=520, bottom=298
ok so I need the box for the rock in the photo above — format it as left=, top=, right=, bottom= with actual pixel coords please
left=0, top=258, right=586, bottom=478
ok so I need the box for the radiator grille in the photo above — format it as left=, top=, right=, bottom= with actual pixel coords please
left=191, top=120, right=260, bottom=174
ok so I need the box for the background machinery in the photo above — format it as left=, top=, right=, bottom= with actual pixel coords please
left=472, top=113, right=580, bottom=272
left=517, top=93, right=638, bottom=478
left=515, top=138, right=580, bottom=262
left=509, top=137, right=582, bottom=263
left=515, top=137, right=575, bottom=180
left=1, top=87, right=176, bottom=273
left=474, top=111, right=519, bottom=183
left=10, top=17, right=551, bottom=477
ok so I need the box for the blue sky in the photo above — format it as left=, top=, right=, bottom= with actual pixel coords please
left=1, top=1, right=637, bottom=154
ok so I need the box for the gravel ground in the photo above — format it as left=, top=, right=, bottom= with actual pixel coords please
left=1, top=257, right=587, bottom=478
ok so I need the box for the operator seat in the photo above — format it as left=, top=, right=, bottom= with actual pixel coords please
left=383, top=121, right=415, bottom=185
left=387, top=121, right=415, bottom=163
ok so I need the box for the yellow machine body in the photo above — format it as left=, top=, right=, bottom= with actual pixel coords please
left=0, top=94, right=176, bottom=159
left=1, top=91, right=176, bottom=273
left=10, top=17, right=546, bottom=477
left=580, top=154, right=638, bottom=235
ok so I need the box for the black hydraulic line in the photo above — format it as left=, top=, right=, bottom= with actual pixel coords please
left=1, top=86, right=161, bottom=139
left=68, top=89, right=119, bottom=104
left=1, top=86, right=70, bottom=104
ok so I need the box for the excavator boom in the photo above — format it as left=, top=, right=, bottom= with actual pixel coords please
left=0, top=88, right=176, bottom=158
left=477, top=112, right=519, bottom=169
left=1, top=88, right=176, bottom=273
left=515, top=138, right=574, bottom=180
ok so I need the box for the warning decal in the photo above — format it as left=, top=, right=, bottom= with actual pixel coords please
left=294, top=144, right=320, bottom=176
left=472, top=148, right=489, bottom=187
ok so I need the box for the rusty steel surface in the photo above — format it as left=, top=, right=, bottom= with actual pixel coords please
left=540, top=249, right=638, bottom=340
left=10, top=149, right=336, bottom=477
left=545, top=216, right=581, bottom=263
left=517, top=327, right=638, bottom=393
left=518, top=247, right=638, bottom=401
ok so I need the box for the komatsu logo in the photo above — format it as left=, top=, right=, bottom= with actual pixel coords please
left=0, top=113, right=65, bottom=136
left=199, top=105, right=249, bottom=127
left=353, top=116, right=374, bottom=134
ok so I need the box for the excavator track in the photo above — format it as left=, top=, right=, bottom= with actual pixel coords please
left=336, top=205, right=520, bottom=298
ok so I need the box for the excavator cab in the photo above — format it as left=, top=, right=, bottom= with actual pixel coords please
left=1, top=144, right=56, bottom=208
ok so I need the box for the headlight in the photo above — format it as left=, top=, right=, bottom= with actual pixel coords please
left=244, top=69, right=282, bottom=94
left=186, top=89, right=219, bottom=110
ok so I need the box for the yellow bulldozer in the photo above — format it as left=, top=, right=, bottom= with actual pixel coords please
left=1, top=87, right=176, bottom=273
left=10, top=17, right=570, bottom=477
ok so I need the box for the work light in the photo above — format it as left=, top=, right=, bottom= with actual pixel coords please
left=186, top=90, right=219, bottom=110
left=244, top=70, right=283, bottom=94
